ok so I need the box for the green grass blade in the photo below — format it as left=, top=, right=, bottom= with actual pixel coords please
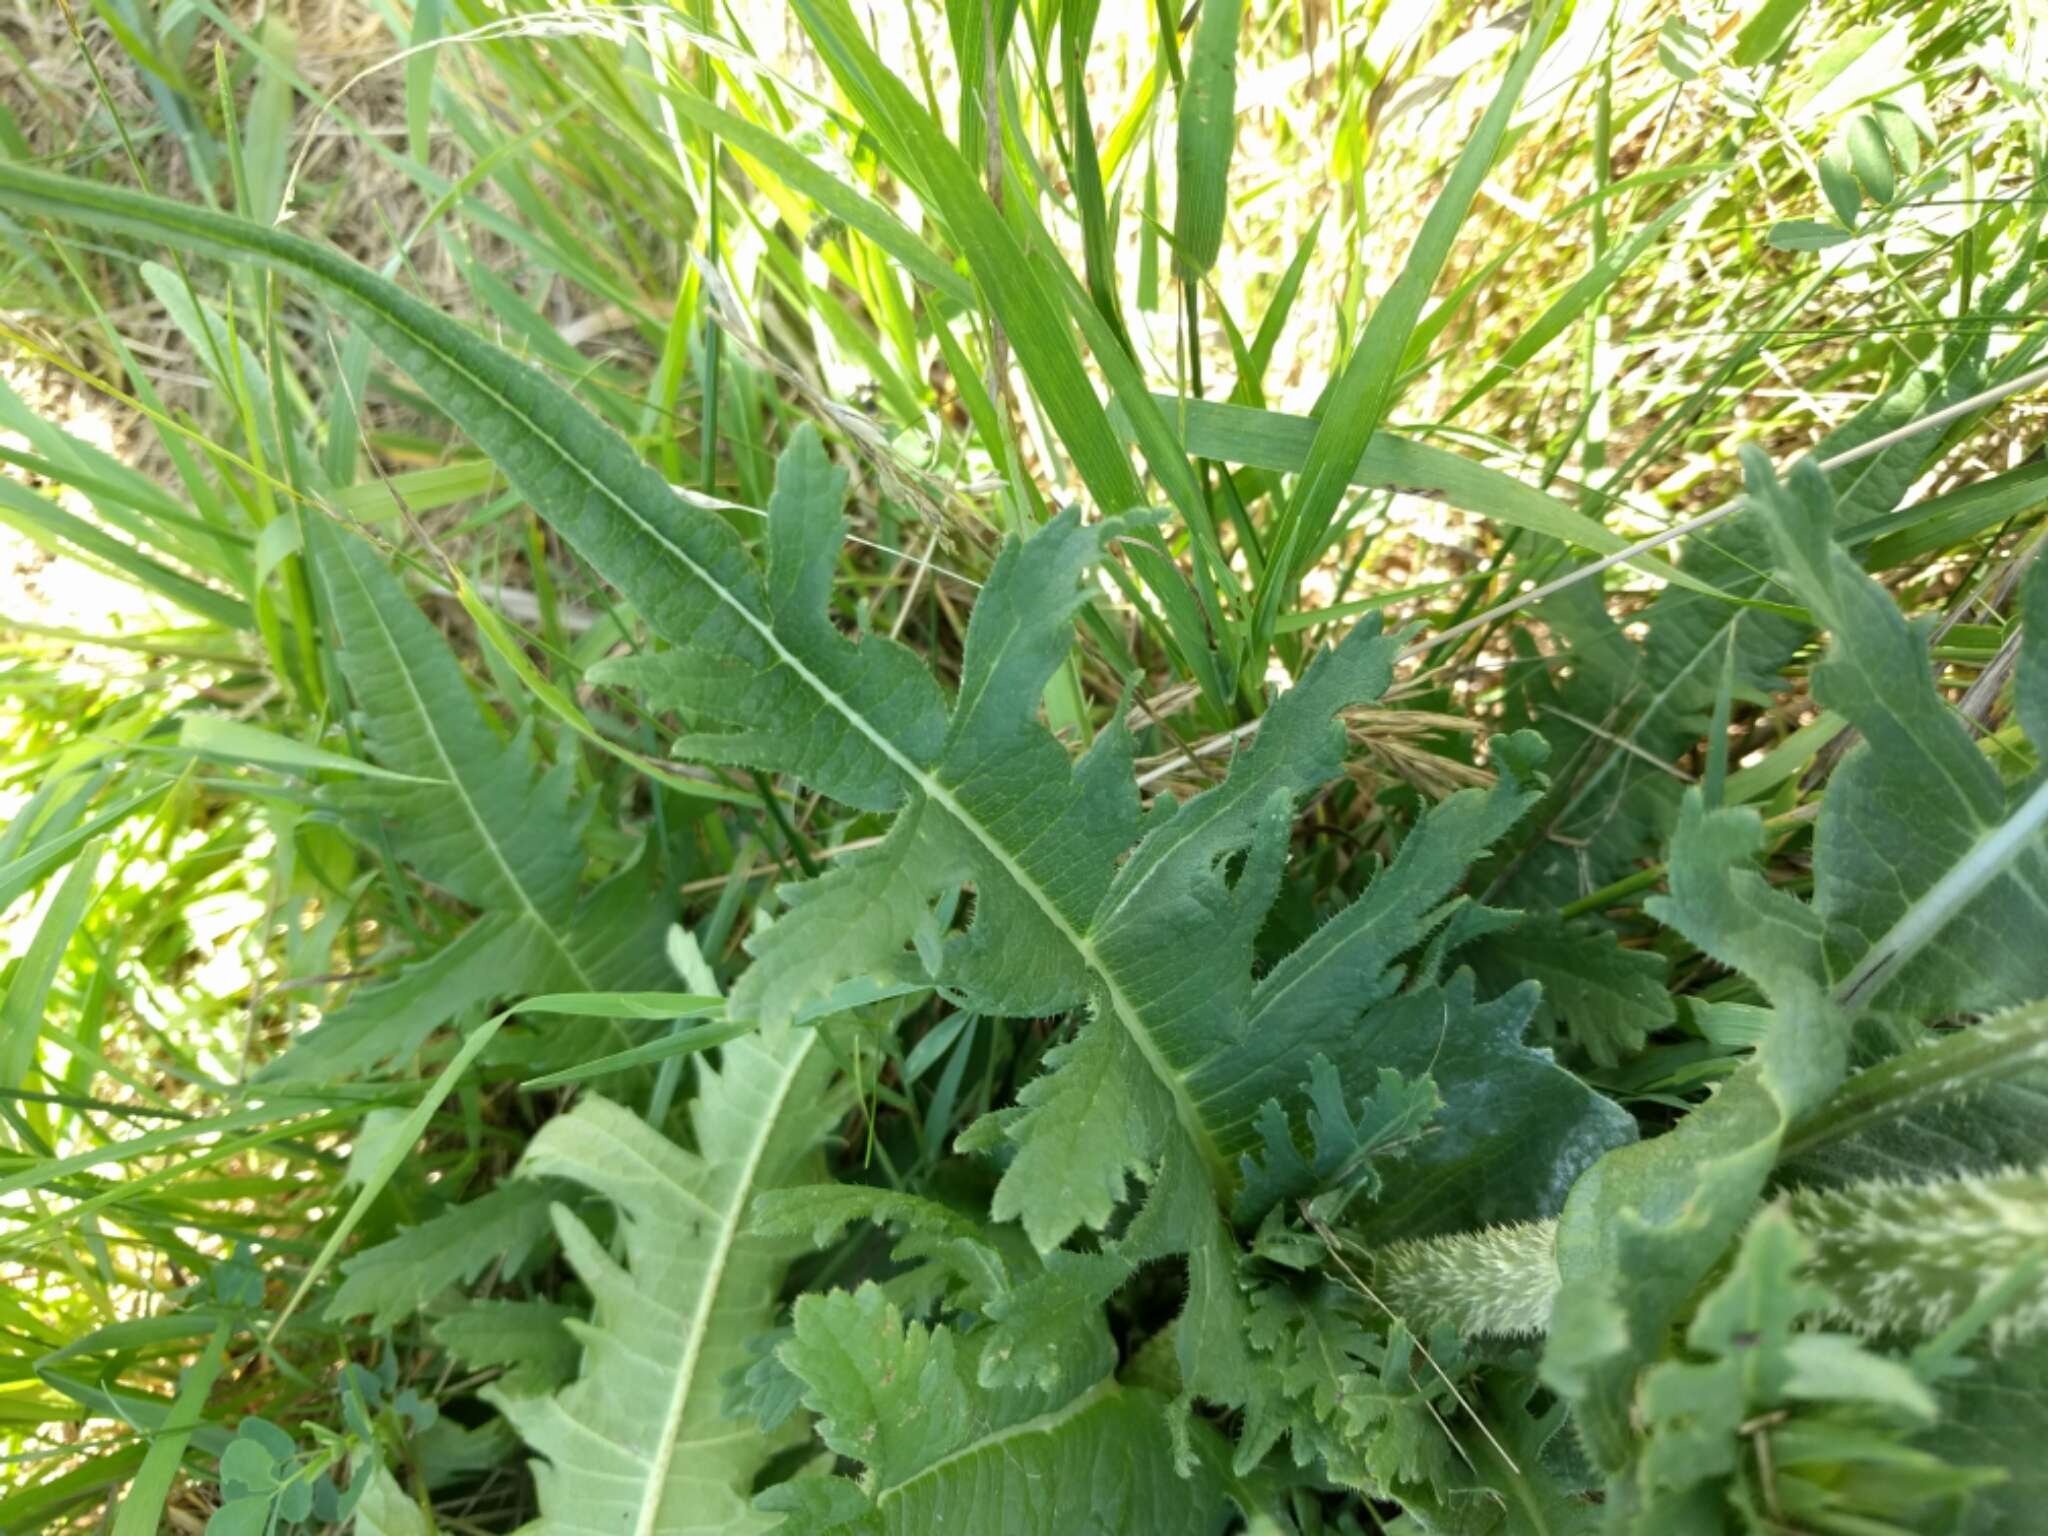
left=784, top=0, right=1146, bottom=518
left=0, top=478, right=250, bottom=628
left=1172, top=0, right=1242, bottom=279
left=452, top=575, right=765, bottom=808
left=1060, top=0, right=1130, bottom=349
left=0, top=839, right=101, bottom=1088
left=1254, top=0, right=1562, bottom=648
left=264, top=1001, right=517, bottom=1342
left=177, top=716, right=441, bottom=784
left=652, top=83, right=974, bottom=305
left=1148, top=393, right=1728, bottom=595
left=109, top=1324, right=228, bottom=1536
left=517, top=1018, right=752, bottom=1090
left=1443, top=175, right=1725, bottom=418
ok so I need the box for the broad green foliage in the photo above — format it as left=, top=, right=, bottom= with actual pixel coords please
left=608, top=441, right=1626, bottom=1244
left=1368, top=1167, right=2048, bottom=1530
left=1633, top=1209, right=1961, bottom=1532
left=7, top=143, right=1628, bottom=1269
left=352, top=1469, right=432, bottom=1536
left=1756, top=453, right=2048, bottom=1017
left=1918, top=1344, right=2048, bottom=1535
left=430, top=1303, right=580, bottom=1398
left=1784, top=997, right=2048, bottom=1180
left=327, top=1183, right=554, bottom=1329
left=263, top=514, right=671, bottom=1083
left=9, top=8, right=2048, bottom=1531
left=1235, top=1059, right=1441, bottom=1226
left=490, top=1032, right=847, bottom=1536
left=1542, top=452, right=2048, bottom=1520
left=309, top=517, right=583, bottom=939
left=1469, top=909, right=1672, bottom=1067
left=1493, top=268, right=2031, bottom=917
left=766, top=1285, right=1224, bottom=1535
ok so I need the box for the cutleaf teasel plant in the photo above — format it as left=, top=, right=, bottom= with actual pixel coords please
left=4, top=2, right=2048, bottom=1534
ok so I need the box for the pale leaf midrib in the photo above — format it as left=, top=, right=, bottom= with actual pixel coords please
left=1834, top=774, right=2048, bottom=1007
left=335, top=548, right=596, bottom=992
left=1784, top=998, right=2048, bottom=1156
left=872, top=1377, right=1117, bottom=1509
left=311, top=262, right=1224, bottom=1177
left=631, top=1031, right=819, bottom=1536
left=10, top=173, right=1227, bottom=1176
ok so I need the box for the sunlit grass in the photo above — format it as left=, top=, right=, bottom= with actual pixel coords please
left=2, top=0, right=2046, bottom=1528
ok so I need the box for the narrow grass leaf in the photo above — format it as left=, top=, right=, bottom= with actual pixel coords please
left=1256, top=0, right=1562, bottom=644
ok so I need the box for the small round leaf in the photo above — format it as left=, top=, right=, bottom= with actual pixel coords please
left=1768, top=220, right=1852, bottom=253
left=219, top=1439, right=278, bottom=1496
left=1847, top=113, right=1896, bottom=204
